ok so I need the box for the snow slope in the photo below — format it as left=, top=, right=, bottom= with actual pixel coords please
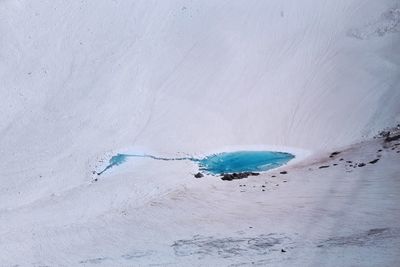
left=0, top=0, right=399, bottom=266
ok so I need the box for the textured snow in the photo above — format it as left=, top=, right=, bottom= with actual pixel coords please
left=0, top=0, right=399, bottom=266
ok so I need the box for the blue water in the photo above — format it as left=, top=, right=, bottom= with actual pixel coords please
left=97, top=151, right=294, bottom=175
left=198, top=151, right=294, bottom=174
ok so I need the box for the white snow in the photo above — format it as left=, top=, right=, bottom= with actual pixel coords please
left=0, top=0, right=399, bottom=266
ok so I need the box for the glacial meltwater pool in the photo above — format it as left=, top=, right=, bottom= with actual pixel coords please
left=97, top=151, right=294, bottom=176
left=198, top=151, right=294, bottom=174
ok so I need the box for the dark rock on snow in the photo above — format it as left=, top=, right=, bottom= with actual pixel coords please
left=221, top=172, right=260, bottom=181
left=379, top=131, right=391, bottom=138
left=369, top=159, right=380, bottom=164
left=329, top=151, right=341, bottom=158
left=385, top=134, right=400, bottom=142
left=194, top=172, right=204, bottom=178
left=319, top=165, right=329, bottom=169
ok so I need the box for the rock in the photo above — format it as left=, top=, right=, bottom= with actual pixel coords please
left=369, top=159, right=380, bottom=164
left=280, top=171, right=287, bottom=174
left=222, top=173, right=242, bottom=180
left=239, top=173, right=249, bottom=178
left=220, top=171, right=260, bottom=181
left=385, top=134, right=400, bottom=142
left=194, top=172, right=204, bottom=178
left=358, top=163, right=366, bottom=167
left=271, top=175, right=276, bottom=177
left=333, top=163, right=338, bottom=166
left=329, top=151, right=341, bottom=158
left=346, top=161, right=352, bottom=163
left=379, top=131, right=390, bottom=138
left=319, top=165, right=329, bottom=169
left=281, top=249, right=286, bottom=253
left=221, top=174, right=234, bottom=181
